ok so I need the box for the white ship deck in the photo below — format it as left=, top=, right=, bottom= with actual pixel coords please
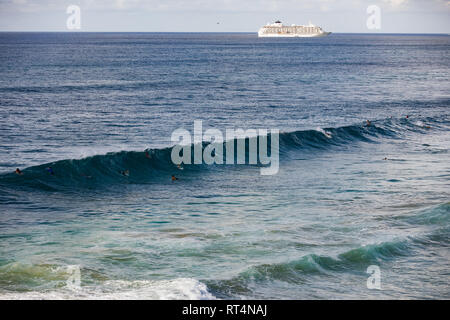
left=258, top=21, right=331, bottom=38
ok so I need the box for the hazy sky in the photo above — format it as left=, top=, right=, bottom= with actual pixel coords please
left=0, top=0, right=449, bottom=33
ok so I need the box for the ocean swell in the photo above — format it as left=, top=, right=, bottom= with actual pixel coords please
left=0, top=115, right=446, bottom=192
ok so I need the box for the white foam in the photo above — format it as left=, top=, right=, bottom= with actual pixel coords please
left=315, top=127, right=332, bottom=138
left=414, top=120, right=425, bottom=127
left=0, top=278, right=216, bottom=300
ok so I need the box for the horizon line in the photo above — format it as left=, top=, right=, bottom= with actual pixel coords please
left=0, top=31, right=449, bottom=35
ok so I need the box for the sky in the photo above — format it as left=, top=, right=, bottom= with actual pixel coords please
left=0, top=0, right=449, bottom=33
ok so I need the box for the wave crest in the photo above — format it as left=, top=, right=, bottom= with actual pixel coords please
left=0, top=115, right=446, bottom=191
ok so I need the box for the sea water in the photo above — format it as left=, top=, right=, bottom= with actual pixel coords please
left=0, top=33, right=449, bottom=299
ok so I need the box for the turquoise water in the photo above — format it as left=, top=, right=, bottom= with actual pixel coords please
left=0, top=33, right=449, bottom=299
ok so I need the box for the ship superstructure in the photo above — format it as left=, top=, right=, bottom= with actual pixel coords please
left=258, top=20, right=331, bottom=37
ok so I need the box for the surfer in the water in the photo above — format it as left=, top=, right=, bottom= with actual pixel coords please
left=15, top=168, right=23, bottom=175
left=171, top=175, right=178, bottom=181
left=46, top=167, right=54, bottom=175
left=366, top=120, right=371, bottom=127
left=145, top=151, right=151, bottom=159
left=120, top=170, right=129, bottom=176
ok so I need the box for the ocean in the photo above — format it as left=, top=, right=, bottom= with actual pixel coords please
left=0, top=32, right=448, bottom=299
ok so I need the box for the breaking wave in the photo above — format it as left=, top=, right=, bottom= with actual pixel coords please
left=0, top=115, right=447, bottom=192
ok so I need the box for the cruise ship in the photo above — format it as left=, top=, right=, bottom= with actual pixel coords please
left=258, top=20, right=331, bottom=38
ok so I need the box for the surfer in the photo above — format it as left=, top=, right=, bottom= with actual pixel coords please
left=15, top=168, right=23, bottom=175
left=46, top=167, right=54, bottom=175
left=366, top=120, right=371, bottom=127
left=171, top=175, right=178, bottom=181
left=119, top=170, right=129, bottom=177
left=145, top=151, right=151, bottom=159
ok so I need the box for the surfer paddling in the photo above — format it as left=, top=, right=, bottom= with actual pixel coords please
left=119, top=170, right=129, bottom=177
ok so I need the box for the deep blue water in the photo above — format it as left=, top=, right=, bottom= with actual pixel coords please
left=0, top=33, right=449, bottom=299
